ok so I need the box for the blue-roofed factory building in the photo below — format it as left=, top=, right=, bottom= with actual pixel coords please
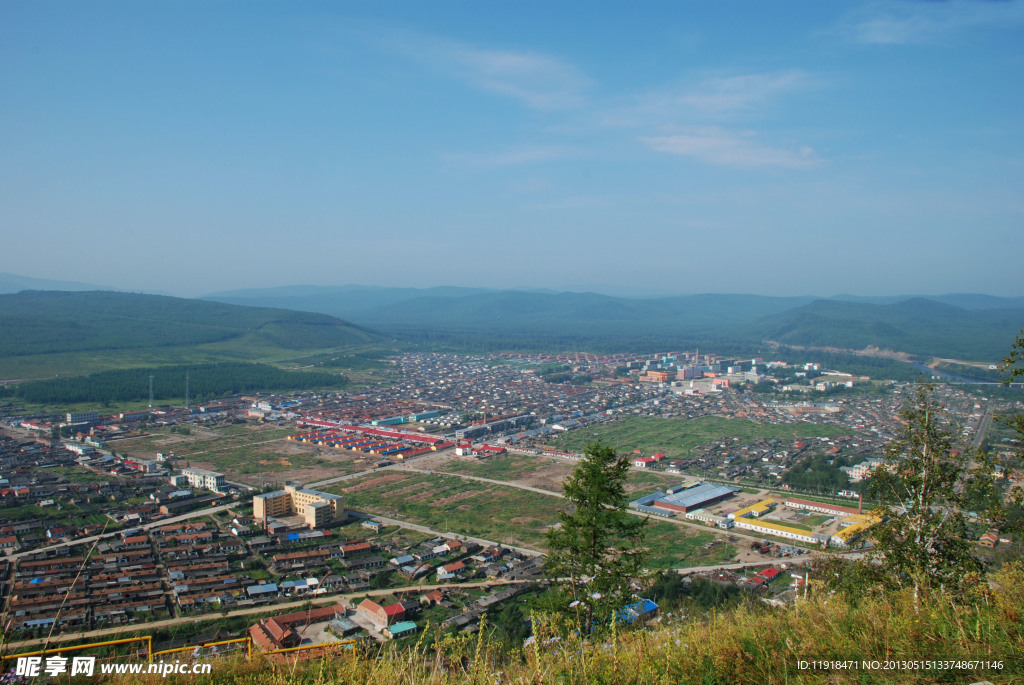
left=629, top=482, right=738, bottom=517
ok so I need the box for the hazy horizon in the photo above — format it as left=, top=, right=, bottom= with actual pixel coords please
left=3, top=270, right=1024, bottom=303
left=2, top=2, right=1023, bottom=297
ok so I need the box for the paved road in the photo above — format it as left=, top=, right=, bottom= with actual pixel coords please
left=400, top=466, right=786, bottom=549
left=347, top=510, right=542, bottom=558
left=402, top=466, right=566, bottom=499
left=5, top=504, right=237, bottom=561
left=306, top=452, right=442, bottom=489
left=973, top=404, right=994, bottom=450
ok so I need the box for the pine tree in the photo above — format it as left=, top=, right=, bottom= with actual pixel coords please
left=545, top=441, right=648, bottom=634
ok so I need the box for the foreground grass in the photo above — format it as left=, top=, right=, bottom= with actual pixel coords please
left=106, top=563, right=1023, bottom=685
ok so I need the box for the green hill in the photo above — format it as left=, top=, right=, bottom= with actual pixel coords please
left=204, top=285, right=1024, bottom=360
left=335, top=291, right=813, bottom=353
left=0, top=290, right=383, bottom=378
left=756, top=298, right=1024, bottom=361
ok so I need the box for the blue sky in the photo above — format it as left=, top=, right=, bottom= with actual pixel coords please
left=2, top=1, right=1022, bottom=297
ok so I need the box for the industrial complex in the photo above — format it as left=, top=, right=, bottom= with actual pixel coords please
left=630, top=484, right=881, bottom=548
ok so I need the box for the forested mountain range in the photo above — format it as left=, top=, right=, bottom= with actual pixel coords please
left=0, top=291, right=385, bottom=381
left=0, top=291, right=380, bottom=358
left=205, top=285, right=1023, bottom=361
left=0, top=287, right=1020, bottom=379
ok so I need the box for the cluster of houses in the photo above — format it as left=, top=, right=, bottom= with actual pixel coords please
left=6, top=530, right=172, bottom=633
left=246, top=582, right=539, bottom=655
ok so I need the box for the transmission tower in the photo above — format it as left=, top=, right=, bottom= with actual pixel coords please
left=149, top=375, right=154, bottom=409
left=185, top=372, right=190, bottom=411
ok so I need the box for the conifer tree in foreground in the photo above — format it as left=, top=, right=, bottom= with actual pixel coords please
left=545, top=441, right=648, bottom=634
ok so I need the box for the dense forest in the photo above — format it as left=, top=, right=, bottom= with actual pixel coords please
left=781, top=452, right=857, bottom=492
left=3, top=362, right=348, bottom=404
left=0, top=290, right=380, bottom=357
left=210, top=286, right=1024, bottom=362
left=754, top=298, right=1020, bottom=361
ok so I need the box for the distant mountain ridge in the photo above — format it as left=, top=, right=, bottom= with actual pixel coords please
left=203, top=285, right=1024, bottom=361
left=755, top=298, right=1021, bottom=361
left=0, top=271, right=108, bottom=294
left=0, top=290, right=381, bottom=368
left=1, top=285, right=1019, bottom=367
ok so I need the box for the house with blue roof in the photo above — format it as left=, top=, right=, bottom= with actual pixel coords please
left=614, top=599, right=659, bottom=625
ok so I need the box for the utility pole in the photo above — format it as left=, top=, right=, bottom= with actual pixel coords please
left=149, top=375, right=154, bottom=409
left=185, top=372, right=190, bottom=411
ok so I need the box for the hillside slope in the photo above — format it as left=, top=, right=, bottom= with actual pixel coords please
left=756, top=298, right=1024, bottom=361
left=0, top=291, right=382, bottom=378
left=105, top=563, right=1023, bottom=685
left=204, top=285, right=1024, bottom=360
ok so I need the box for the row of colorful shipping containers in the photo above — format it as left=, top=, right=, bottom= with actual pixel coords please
left=289, top=424, right=456, bottom=459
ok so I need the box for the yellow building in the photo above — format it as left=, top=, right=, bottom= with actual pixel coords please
left=733, top=518, right=823, bottom=544
left=830, top=512, right=882, bottom=547
left=729, top=498, right=776, bottom=519
left=253, top=484, right=343, bottom=529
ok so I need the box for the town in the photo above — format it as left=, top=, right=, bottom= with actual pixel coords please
left=1, top=349, right=1020, bottom=655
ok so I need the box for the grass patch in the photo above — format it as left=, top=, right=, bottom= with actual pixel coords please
left=330, top=472, right=558, bottom=550
left=555, top=416, right=844, bottom=459
left=800, top=514, right=832, bottom=526
left=766, top=519, right=814, bottom=532
left=330, top=471, right=735, bottom=568
left=447, top=455, right=550, bottom=481
left=644, top=521, right=736, bottom=568
left=115, top=423, right=368, bottom=483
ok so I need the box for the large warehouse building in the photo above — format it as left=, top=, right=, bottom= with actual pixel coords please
left=630, top=483, right=738, bottom=517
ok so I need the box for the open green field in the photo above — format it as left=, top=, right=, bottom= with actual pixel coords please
left=330, top=471, right=736, bottom=568
left=115, top=423, right=367, bottom=484
left=625, top=470, right=685, bottom=491
left=555, top=416, right=845, bottom=459
left=446, top=454, right=554, bottom=481
left=330, top=471, right=558, bottom=549
left=644, top=521, right=736, bottom=568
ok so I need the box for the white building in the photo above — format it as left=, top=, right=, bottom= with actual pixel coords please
left=181, top=467, right=226, bottom=493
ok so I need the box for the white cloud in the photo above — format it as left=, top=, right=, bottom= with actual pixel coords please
left=840, top=0, right=1024, bottom=45
left=599, top=70, right=812, bottom=129
left=443, top=46, right=591, bottom=110
left=377, top=28, right=591, bottom=110
left=660, top=70, right=810, bottom=115
left=640, top=128, right=820, bottom=169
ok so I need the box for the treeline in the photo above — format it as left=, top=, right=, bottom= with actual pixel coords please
left=290, top=348, right=397, bottom=371
left=772, top=349, right=925, bottom=382
left=781, top=453, right=856, bottom=492
left=9, top=363, right=349, bottom=404
left=934, top=361, right=1005, bottom=382
left=0, top=290, right=380, bottom=358
left=756, top=298, right=1023, bottom=361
